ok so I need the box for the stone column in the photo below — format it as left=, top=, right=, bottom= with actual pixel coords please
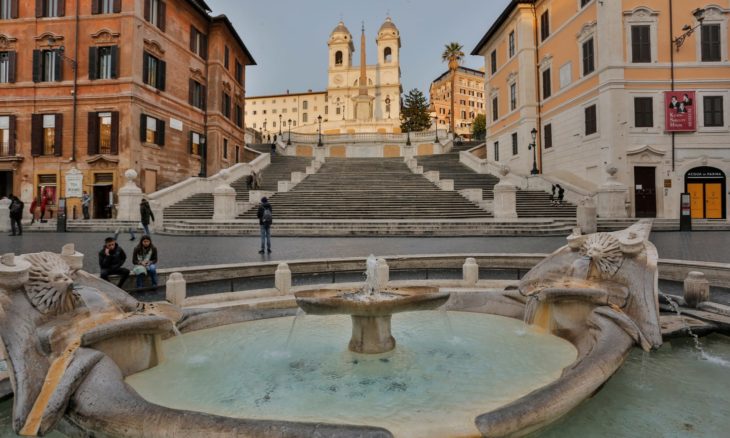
left=576, top=197, right=597, bottom=234
left=116, top=169, right=143, bottom=221
left=596, top=166, right=629, bottom=218
left=683, top=271, right=709, bottom=308
left=275, top=263, right=292, bottom=295
left=213, top=184, right=237, bottom=221
left=166, top=272, right=186, bottom=306
left=0, top=198, right=10, bottom=232
left=493, top=166, right=517, bottom=219
left=463, top=258, right=479, bottom=286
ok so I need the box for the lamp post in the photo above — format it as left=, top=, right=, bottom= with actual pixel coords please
left=433, top=116, right=440, bottom=144
left=527, top=128, right=539, bottom=175
left=278, top=114, right=282, bottom=136
left=673, top=8, right=705, bottom=50
left=317, top=115, right=323, bottom=146
left=287, top=118, right=292, bottom=145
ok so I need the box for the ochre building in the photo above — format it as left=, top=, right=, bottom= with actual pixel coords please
left=429, top=66, right=486, bottom=139
left=0, top=0, right=255, bottom=218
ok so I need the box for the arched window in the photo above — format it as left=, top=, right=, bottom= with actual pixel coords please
left=383, top=47, right=392, bottom=63
left=335, top=51, right=343, bottom=66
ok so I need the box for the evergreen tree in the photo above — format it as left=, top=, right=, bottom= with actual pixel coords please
left=400, top=88, right=432, bottom=132
left=472, top=113, right=486, bottom=140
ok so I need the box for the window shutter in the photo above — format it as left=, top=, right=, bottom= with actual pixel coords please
left=143, top=0, right=150, bottom=21
left=140, top=114, right=146, bottom=142
left=54, top=50, right=63, bottom=81
left=158, top=60, right=166, bottom=91
left=8, top=115, right=16, bottom=155
left=32, top=50, right=42, bottom=83
left=88, top=46, right=98, bottom=80
left=201, top=34, right=208, bottom=60
left=7, top=51, right=16, bottom=83
left=190, top=26, right=197, bottom=52
left=142, top=52, right=149, bottom=85
left=156, top=118, right=165, bottom=146
left=54, top=114, right=63, bottom=156
left=110, top=45, right=119, bottom=78
left=110, top=111, right=119, bottom=154
left=91, top=0, right=100, bottom=14
left=113, top=0, right=121, bottom=13
left=57, top=0, right=65, bottom=17
left=31, top=114, right=42, bottom=156
left=189, top=79, right=194, bottom=105
left=10, top=0, right=18, bottom=18
left=87, top=112, right=99, bottom=155
left=158, top=1, right=166, bottom=31
left=35, top=0, right=43, bottom=17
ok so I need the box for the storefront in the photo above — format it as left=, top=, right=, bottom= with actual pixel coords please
left=685, top=167, right=726, bottom=219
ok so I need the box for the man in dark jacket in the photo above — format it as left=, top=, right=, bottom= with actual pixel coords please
left=256, top=197, right=273, bottom=254
left=140, top=199, right=155, bottom=235
left=99, top=237, right=130, bottom=287
left=8, top=195, right=24, bottom=236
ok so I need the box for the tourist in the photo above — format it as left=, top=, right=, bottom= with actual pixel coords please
left=82, top=191, right=91, bottom=220
left=39, top=188, right=49, bottom=223
left=99, top=237, right=130, bottom=288
left=132, top=235, right=158, bottom=289
left=29, top=195, right=38, bottom=225
left=556, top=184, right=565, bottom=205
left=550, top=184, right=557, bottom=205
left=246, top=172, right=254, bottom=190
left=140, top=199, right=155, bottom=235
left=8, top=195, right=23, bottom=236
left=257, top=196, right=273, bottom=254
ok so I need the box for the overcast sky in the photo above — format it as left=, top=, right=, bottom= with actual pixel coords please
left=206, top=0, right=511, bottom=97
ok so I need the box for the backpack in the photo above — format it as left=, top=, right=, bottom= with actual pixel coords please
left=262, top=207, right=272, bottom=224
left=9, top=201, right=22, bottom=216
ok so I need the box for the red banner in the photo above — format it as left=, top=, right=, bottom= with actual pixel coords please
left=665, top=91, right=696, bottom=132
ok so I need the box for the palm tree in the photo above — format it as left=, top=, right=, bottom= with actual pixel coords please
left=441, top=42, right=464, bottom=135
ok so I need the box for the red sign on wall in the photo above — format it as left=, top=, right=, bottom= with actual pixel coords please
left=665, top=91, right=696, bottom=132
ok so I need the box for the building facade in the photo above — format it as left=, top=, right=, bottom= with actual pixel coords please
left=245, top=18, right=402, bottom=136
left=473, top=0, right=730, bottom=220
left=429, top=66, right=486, bottom=138
left=0, top=0, right=254, bottom=219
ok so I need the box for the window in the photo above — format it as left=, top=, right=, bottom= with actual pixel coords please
left=492, top=96, right=499, bottom=121
left=92, top=0, right=120, bottom=14
left=0, top=115, right=15, bottom=156
left=302, top=100, right=308, bottom=110
left=223, top=138, right=228, bottom=159
left=582, top=38, right=595, bottom=75
left=38, top=0, right=63, bottom=17
left=703, top=96, right=724, bottom=127
left=634, top=97, right=653, bottom=128
left=190, top=26, right=208, bottom=59
left=144, top=0, right=165, bottom=31
left=221, top=92, right=231, bottom=118
left=493, top=141, right=499, bottom=162
left=542, top=68, right=551, bottom=99
left=140, top=114, right=164, bottom=146
left=32, top=49, right=61, bottom=82
left=543, top=123, right=552, bottom=149
left=585, top=105, right=597, bottom=135
left=89, top=46, right=118, bottom=80
left=87, top=111, right=119, bottom=155
left=490, top=50, right=497, bottom=74
left=335, top=51, right=343, bottom=66
left=224, top=46, right=229, bottom=69
left=235, top=104, right=243, bottom=128
left=302, top=113, right=308, bottom=123
left=190, top=131, right=202, bottom=155
left=540, top=11, right=550, bottom=42
left=701, top=24, right=721, bottom=62
left=631, top=25, right=651, bottom=63
left=384, top=47, right=392, bottom=63
left=143, top=52, right=165, bottom=90
left=235, top=60, right=243, bottom=84
left=1, top=0, right=18, bottom=19
left=509, top=83, right=517, bottom=111
left=508, top=31, right=515, bottom=58
left=0, top=51, right=15, bottom=83
left=511, top=132, right=518, bottom=155
left=235, top=145, right=240, bottom=163
left=32, top=114, right=62, bottom=156
left=189, top=79, right=206, bottom=110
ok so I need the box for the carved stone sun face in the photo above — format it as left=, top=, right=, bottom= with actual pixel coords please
left=580, top=233, right=623, bottom=277
left=21, top=252, right=80, bottom=316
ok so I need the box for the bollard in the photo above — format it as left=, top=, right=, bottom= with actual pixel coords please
left=275, top=263, right=292, bottom=295
left=463, top=258, right=479, bottom=286
left=166, top=272, right=186, bottom=306
left=684, top=271, right=709, bottom=308
left=376, top=258, right=389, bottom=289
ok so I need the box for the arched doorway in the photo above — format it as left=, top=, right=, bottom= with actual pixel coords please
left=685, top=167, right=726, bottom=219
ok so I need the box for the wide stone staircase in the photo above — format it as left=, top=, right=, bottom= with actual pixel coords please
left=416, top=149, right=577, bottom=218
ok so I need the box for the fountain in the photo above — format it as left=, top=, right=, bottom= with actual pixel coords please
left=295, top=255, right=450, bottom=353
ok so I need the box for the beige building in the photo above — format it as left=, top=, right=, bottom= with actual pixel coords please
left=245, top=17, right=402, bottom=136
left=430, top=66, right=486, bottom=138
left=473, top=0, right=730, bottom=220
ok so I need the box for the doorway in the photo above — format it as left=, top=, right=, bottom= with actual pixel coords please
left=685, top=167, right=726, bottom=219
left=93, top=173, right=114, bottom=218
left=634, top=167, right=656, bottom=218
left=0, top=171, right=12, bottom=198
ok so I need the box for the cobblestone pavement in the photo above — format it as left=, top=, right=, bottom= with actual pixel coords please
left=1, top=231, right=728, bottom=274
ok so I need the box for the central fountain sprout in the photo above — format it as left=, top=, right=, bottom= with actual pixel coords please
left=295, top=255, right=450, bottom=353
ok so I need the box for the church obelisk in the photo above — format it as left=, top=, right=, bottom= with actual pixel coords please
left=353, top=23, right=374, bottom=122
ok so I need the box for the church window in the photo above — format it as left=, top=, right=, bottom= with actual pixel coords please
left=302, top=100, right=308, bottom=110
left=302, top=113, right=308, bottom=123
left=335, top=51, right=343, bottom=66
left=384, top=47, right=392, bottom=63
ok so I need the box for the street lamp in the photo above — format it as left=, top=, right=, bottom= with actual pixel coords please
left=287, top=118, right=292, bottom=145
left=317, top=115, right=323, bottom=146
left=278, top=114, right=282, bottom=136
left=527, top=128, right=539, bottom=175
left=433, top=116, right=440, bottom=145
left=673, top=8, right=706, bottom=50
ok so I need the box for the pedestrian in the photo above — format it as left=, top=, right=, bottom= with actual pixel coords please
left=257, top=196, right=273, bottom=254
left=99, top=236, right=130, bottom=288
left=8, top=195, right=24, bottom=236
left=39, top=188, right=49, bottom=223
left=556, top=184, right=565, bottom=205
left=29, top=195, right=38, bottom=225
left=132, top=235, right=158, bottom=289
left=550, top=184, right=557, bottom=205
left=139, top=199, right=155, bottom=235
left=246, top=173, right=254, bottom=190
left=254, top=171, right=263, bottom=190
left=114, top=226, right=136, bottom=241
left=271, top=141, right=276, bottom=156
left=82, top=191, right=91, bottom=220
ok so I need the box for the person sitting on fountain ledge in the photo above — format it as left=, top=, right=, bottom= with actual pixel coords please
left=132, top=235, right=158, bottom=289
left=99, top=236, right=130, bottom=288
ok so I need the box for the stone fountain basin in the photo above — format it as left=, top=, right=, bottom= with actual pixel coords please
left=294, top=286, right=449, bottom=317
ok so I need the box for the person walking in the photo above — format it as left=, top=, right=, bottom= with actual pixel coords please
left=550, top=184, right=557, bottom=206
left=257, top=196, right=273, bottom=254
left=246, top=173, right=254, bottom=190
left=29, top=195, right=38, bottom=225
left=140, top=199, right=155, bottom=235
left=132, top=235, right=158, bottom=289
left=8, top=195, right=23, bottom=236
left=556, top=184, right=565, bottom=205
left=99, top=236, right=130, bottom=288
left=39, top=188, right=49, bottom=222
left=82, top=191, right=91, bottom=220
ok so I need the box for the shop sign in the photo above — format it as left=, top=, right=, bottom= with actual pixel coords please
left=65, top=168, right=83, bottom=198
